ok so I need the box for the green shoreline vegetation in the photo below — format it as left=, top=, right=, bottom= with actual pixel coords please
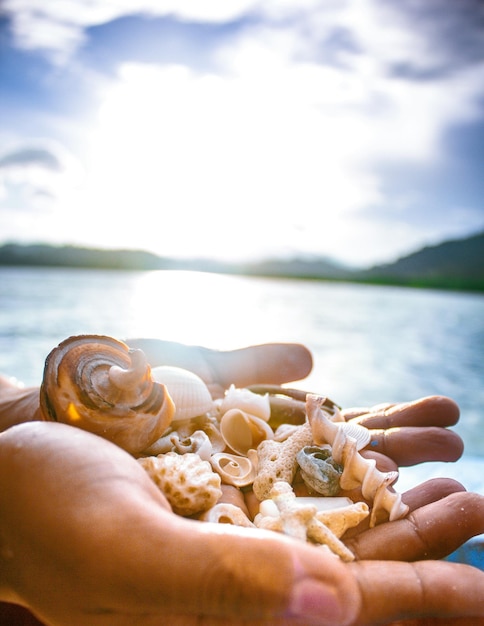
left=0, top=231, right=483, bottom=293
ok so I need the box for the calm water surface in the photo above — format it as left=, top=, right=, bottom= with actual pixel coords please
left=1, top=267, right=483, bottom=492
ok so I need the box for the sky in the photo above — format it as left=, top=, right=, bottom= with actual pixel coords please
left=1, top=0, right=484, bottom=268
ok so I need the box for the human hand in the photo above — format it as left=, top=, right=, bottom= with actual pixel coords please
left=0, top=338, right=483, bottom=625
left=0, top=420, right=483, bottom=626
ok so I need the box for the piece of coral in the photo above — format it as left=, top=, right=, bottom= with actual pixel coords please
left=251, top=422, right=313, bottom=500
left=138, top=451, right=222, bottom=516
left=315, top=501, right=369, bottom=537
left=254, top=481, right=356, bottom=561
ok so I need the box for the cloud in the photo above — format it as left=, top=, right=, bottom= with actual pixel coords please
left=3, top=0, right=484, bottom=71
left=1, top=0, right=259, bottom=63
left=0, top=147, right=63, bottom=170
left=2, top=0, right=484, bottom=264
left=0, top=141, right=83, bottom=211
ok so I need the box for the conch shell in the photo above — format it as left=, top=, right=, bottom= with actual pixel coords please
left=39, top=335, right=175, bottom=455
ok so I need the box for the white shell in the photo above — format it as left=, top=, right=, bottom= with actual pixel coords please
left=210, top=452, right=257, bottom=487
left=151, top=366, right=215, bottom=422
left=219, top=385, right=271, bottom=421
left=171, top=430, right=213, bottom=461
left=199, top=503, right=254, bottom=527
left=337, top=421, right=371, bottom=450
left=219, top=408, right=274, bottom=456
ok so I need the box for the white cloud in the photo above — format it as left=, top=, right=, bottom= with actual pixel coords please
left=0, top=140, right=84, bottom=227
left=2, top=0, right=484, bottom=264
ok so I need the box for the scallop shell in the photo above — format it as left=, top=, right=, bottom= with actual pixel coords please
left=219, top=385, right=271, bottom=421
left=39, top=335, right=175, bottom=455
left=219, top=408, right=274, bottom=456
left=210, top=452, right=257, bottom=487
left=151, top=366, right=215, bottom=422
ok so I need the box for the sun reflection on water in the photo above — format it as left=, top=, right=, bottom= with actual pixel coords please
left=127, top=270, right=297, bottom=351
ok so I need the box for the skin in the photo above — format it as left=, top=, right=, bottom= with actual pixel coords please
left=0, top=339, right=483, bottom=626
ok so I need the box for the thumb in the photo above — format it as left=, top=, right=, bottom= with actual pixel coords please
left=149, top=516, right=360, bottom=625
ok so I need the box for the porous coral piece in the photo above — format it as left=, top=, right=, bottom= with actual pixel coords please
left=138, top=451, right=222, bottom=517
left=254, top=481, right=355, bottom=561
left=251, top=422, right=313, bottom=501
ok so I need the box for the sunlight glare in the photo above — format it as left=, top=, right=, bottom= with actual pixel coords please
left=127, top=270, right=296, bottom=349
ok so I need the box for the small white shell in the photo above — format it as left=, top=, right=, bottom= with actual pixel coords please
left=199, top=503, right=254, bottom=527
left=219, top=385, right=271, bottom=421
left=171, top=430, right=213, bottom=461
left=151, top=366, right=215, bottom=422
left=220, top=408, right=274, bottom=456
left=210, top=452, right=257, bottom=487
left=337, top=421, right=371, bottom=450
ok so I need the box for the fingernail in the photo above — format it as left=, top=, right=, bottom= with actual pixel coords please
left=287, top=578, right=350, bottom=625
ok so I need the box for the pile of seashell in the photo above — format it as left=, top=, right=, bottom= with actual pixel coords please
left=39, top=335, right=409, bottom=562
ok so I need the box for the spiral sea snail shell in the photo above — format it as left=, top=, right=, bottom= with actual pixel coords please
left=39, top=335, right=175, bottom=455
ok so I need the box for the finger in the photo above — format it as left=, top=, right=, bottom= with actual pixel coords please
left=341, top=476, right=466, bottom=539
left=345, top=491, right=484, bottom=562
left=364, top=426, right=464, bottom=465
left=401, top=477, right=466, bottom=511
left=126, top=339, right=313, bottom=389
left=360, top=449, right=398, bottom=472
left=352, top=395, right=460, bottom=429
left=349, top=560, right=484, bottom=626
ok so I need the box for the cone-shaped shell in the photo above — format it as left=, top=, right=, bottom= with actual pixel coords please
left=151, top=366, right=215, bottom=421
left=219, top=408, right=274, bottom=456
left=39, top=335, right=175, bottom=455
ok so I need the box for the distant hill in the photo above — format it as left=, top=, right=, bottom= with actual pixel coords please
left=0, top=243, right=166, bottom=270
left=356, top=231, right=484, bottom=291
left=0, top=231, right=483, bottom=291
left=241, top=256, right=351, bottom=279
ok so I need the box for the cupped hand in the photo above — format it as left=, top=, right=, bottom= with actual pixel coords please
left=0, top=421, right=483, bottom=626
left=1, top=338, right=483, bottom=625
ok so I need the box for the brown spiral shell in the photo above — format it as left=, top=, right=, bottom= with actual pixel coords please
left=39, top=335, right=175, bottom=455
